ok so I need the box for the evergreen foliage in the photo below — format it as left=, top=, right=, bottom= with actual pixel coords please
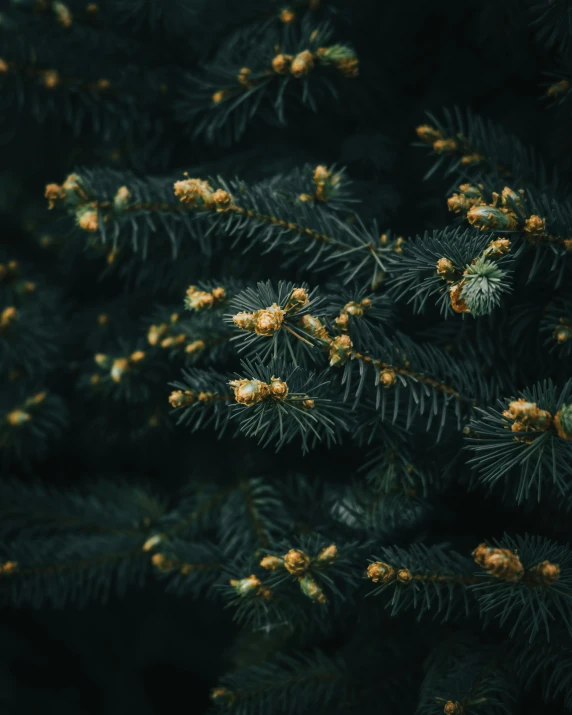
left=3, top=1, right=572, bottom=713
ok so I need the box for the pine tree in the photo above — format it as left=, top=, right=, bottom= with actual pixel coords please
left=2, top=1, right=572, bottom=713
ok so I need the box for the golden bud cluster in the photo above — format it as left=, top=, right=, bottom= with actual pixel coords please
left=291, top=50, right=315, bottom=77
left=185, top=285, right=226, bottom=311
left=229, top=574, right=271, bottom=599
left=232, top=303, right=285, bottom=336
left=334, top=298, right=373, bottom=331
left=299, top=313, right=330, bottom=342
left=259, top=545, right=337, bottom=605
left=328, top=334, right=353, bottom=367
left=366, top=561, right=414, bottom=584
left=472, top=544, right=524, bottom=583
left=228, top=375, right=289, bottom=406
left=502, top=398, right=553, bottom=442
left=174, top=176, right=232, bottom=211
left=285, top=287, right=310, bottom=313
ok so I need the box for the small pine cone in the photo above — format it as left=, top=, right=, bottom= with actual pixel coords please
left=379, top=369, right=397, bottom=387
left=329, top=334, right=353, bottom=367
left=211, top=287, right=226, bottom=302
left=211, top=189, right=232, bottom=211
left=299, top=573, right=327, bottom=603
left=229, top=378, right=270, bottom=406
left=230, top=574, right=262, bottom=596
left=174, top=178, right=213, bottom=206
left=467, top=205, right=518, bottom=231
left=78, top=210, right=99, bottom=232
left=528, top=560, right=560, bottom=585
left=299, top=314, right=329, bottom=341
left=316, top=544, right=338, bottom=565
left=254, top=304, right=284, bottom=336
left=415, top=125, right=442, bottom=144
left=449, top=283, right=469, bottom=314
left=269, top=376, right=289, bottom=401
left=432, top=138, right=457, bottom=154
left=301, top=398, right=315, bottom=409
left=344, top=301, right=364, bottom=318
left=233, top=311, right=257, bottom=331
left=555, top=404, right=572, bottom=440
left=186, top=286, right=215, bottom=311
left=291, top=50, right=315, bottom=77
left=396, top=568, right=413, bottom=583
left=169, top=389, right=191, bottom=409
left=283, top=549, right=310, bottom=575
left=436, top=257, right=457, bottom=281
left=524, top=214, right=546, bottom=239
left=285, top=287, right=310, bottom=313
left=484, top=238, right=511, bottom=260
left=260, top=555, right=285, bottom=571
left=367, top=561, right=395, bottom=583
left=272, top=53, right=293, bottom=74
left=447, top=193, right=469, bottom=214
left=443, top=701, right=463, bottom=715
left=473, top=544, right=524, bottom=583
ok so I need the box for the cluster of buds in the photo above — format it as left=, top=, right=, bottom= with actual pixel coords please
left=416, top=124, right=482, bottom=165
left=260, top=545, right=338, bottom=604
left=185, top=285, right=226, bottom=312
left=502, top=398, right=553, bottom=443
left=232, top=303, right=285, bottom=336
left=94, top=350, right=145, bottom=384
left=151, top=552, right=198, bottom=576
left=328, top=334, right=353, bottom=367
left=229, top=574, right=271, bottom=599
left=298, top=313, right=330, bottom=342
left=473, top=544, right=524, bottom=583
left=299, top=166, right=342, bottom=203
left=447, top=184, right=485, bottom=215
left=334, top=298, right=372, bottom=332
left=0, top=561, right=18, bottom=576
left=380, top=233, right=405, bottom=254
left=173, top=175, right=232, bottom=212
left=284, top=287, right=310, bottom=313
left=168, top=389, right=216, bottom=409
left=366, top=561, right=413, bottom=584
left=316, top=45, right=359, bottom=77
left=436, top=237, right=511, bottom=315
left=45, top=173, right=88, bottom=209
left=229, top=376, right=290, bottom=406
left=379, top=367, right=397, bottom=388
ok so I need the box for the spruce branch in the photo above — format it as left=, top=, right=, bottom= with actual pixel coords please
left=466, top=379, right=572, bottom=502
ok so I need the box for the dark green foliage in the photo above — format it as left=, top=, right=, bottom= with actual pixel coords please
left=3, top=1, right=572, bottom=713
